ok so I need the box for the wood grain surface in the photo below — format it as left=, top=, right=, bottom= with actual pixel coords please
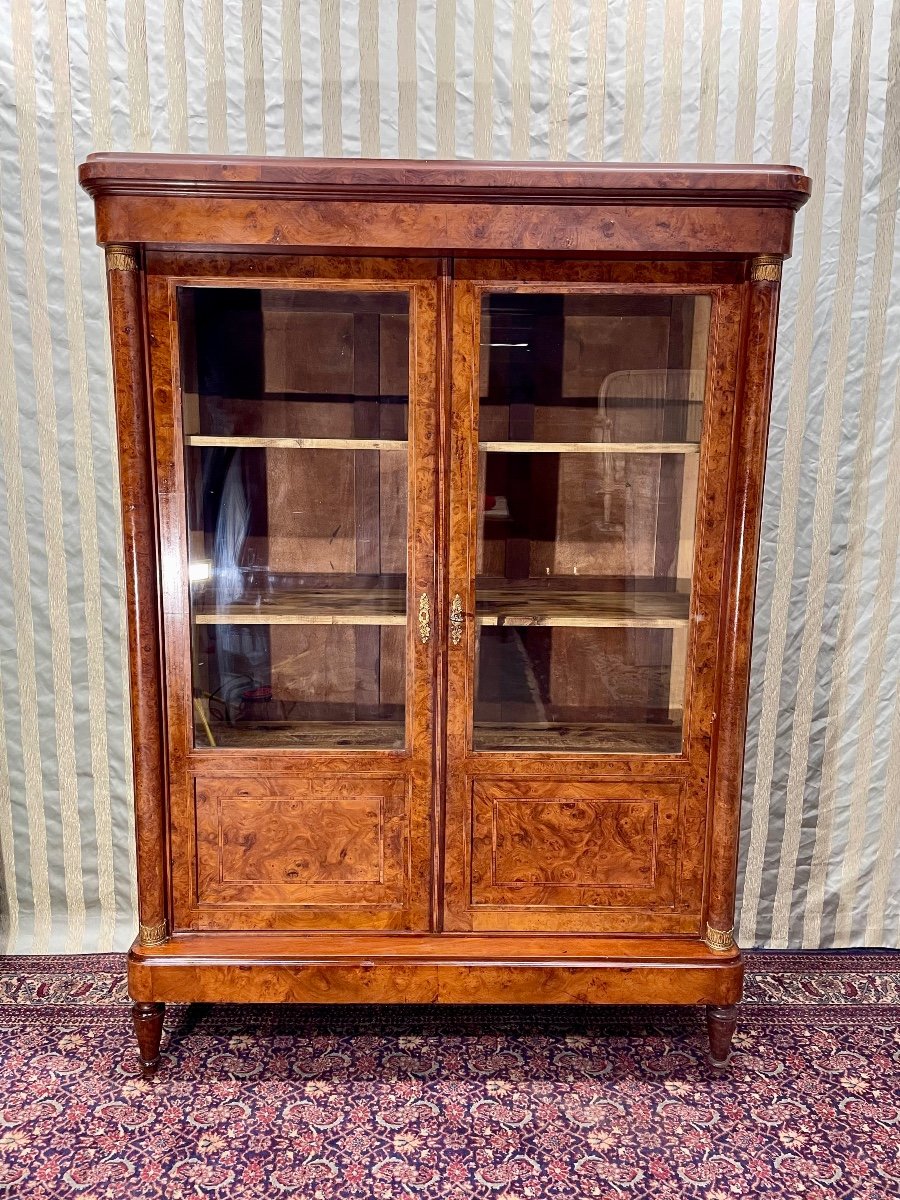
left=194, top=775, right=406, bottom=916
left=105, top=250, right=170, bottom=946
left=468, top=777, right=682, bottom=924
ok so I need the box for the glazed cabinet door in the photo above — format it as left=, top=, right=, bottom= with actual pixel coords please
left=146, top=254, right=439, bottom=932
left=443, top=260, right=746, bottom=934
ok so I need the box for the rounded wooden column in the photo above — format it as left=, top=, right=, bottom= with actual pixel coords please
left=705, top=254, right=783, bottom=953
left=105, top=243, right=169, bottom=950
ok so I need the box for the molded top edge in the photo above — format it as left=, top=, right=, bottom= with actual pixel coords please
left=79, top=153, right=811, bottom=209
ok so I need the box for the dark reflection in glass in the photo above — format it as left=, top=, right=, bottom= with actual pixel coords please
left=179, top=287, right=410, bottom=750
left=473, top=292, right=711, bottom=754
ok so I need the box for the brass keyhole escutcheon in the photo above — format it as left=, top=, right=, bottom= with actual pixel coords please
left=418, top=592, right=430, bottom=644
left=449, top=594, right=464, bottom=646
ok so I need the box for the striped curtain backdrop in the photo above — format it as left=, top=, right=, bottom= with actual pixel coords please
left=0, top=0, right=897, bottom=952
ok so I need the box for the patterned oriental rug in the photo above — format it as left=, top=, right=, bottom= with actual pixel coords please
left=0, top=952, right=896, bottom=1200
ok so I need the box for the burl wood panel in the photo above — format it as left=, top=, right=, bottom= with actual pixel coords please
left=469, top=778, right=681, bottom=921
left=213, top=798, right=382, bottom=884
left=195, top=775, right=406, bottom=913
left=131, top=959, right=743, bottom=1007
left=80, top=157, right=809, bottom=266
left=91, top=194, right=800, bottom=257
left=491, top=801, right=655, bottom=887
left=145, top=251, right=441, bottom=283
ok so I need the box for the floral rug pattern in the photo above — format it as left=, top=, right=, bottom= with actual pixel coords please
left=0, top=952, right=897, bottom=1199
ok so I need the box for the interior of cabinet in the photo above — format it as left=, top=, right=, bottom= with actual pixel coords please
left=473, top=291, right=710, bottom=754
left=176, top=277, right=711, bottom=757
left=180, top=287, right=411, bottom=750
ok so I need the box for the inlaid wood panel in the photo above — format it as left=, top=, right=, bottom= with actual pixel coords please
left=195, top=775, right=406, bottom=915
left=470, top=778, right=681, bottom=918
left=490, top=800, right=655, bottom=887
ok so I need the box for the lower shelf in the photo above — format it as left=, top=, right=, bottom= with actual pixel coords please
left=473, top=721, right=682, bottom=754
left=197, top=719, right=405, bottom=750
left=129, top=933, right=743, bottom=1008
left=194, top=718, right=681, bottom=754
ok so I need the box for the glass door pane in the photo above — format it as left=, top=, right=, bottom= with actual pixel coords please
left=473, top=291, right=711, bottom=754
left=178, top=287, right=410, bottom=750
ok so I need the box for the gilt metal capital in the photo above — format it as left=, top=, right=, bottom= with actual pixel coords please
left=106, top=243, right=140, bottom=273
left=704, top=924, right=735, bottom=952
left=750, top=254, right=782, bottom=283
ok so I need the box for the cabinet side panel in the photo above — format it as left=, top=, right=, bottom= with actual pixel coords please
left=106, top=248, right=169, bottom=947
left=706, top=268, right=782, bottom=947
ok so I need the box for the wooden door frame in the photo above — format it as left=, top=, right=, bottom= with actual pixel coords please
left=442, top=259, right=748, bottom=933
left=144, top=252, right=442, bottom=933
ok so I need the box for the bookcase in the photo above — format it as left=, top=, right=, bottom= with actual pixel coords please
left=80, top=155, right=810, bottom=1073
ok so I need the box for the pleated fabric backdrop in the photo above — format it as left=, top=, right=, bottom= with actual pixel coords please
left=0, top=0, right=897, bottom=953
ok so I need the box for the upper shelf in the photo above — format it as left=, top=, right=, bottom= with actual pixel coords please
left=185, top=435, right=406, bottom=452
left=480, top=440, right=700, bottom=455
left=194, top=586, right=407, bottom=626
left=193, top=580, right=691, bottom=630
left=476, top=585, right=690, bottom=629
left=185, top=435, right=699, bottom=455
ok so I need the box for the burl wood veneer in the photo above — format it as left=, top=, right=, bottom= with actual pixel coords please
left=80, top=155, right=809, bottom=1075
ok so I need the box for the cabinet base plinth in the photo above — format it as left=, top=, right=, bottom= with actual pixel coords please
left=129, top=933, right=743, bottom=1009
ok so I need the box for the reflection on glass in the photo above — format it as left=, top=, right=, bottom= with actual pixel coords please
left=473, top=292, right=711, bottom=754
left=179, top=288, right=410, bottom=749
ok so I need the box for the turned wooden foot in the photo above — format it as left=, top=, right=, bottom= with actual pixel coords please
left=132, top=1001, right=165, bottom=1076
left=706, top=1004, right=738, bottom=1066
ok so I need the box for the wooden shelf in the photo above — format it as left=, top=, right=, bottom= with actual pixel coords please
left=194, top=585, right=407, bottom=625
left=194, top=717, right=680, bottom=754
left=185, top=435, right=407, bottom=451
left=193, top=580, right=690, bottom=629
left=473, top=721, right=683, bottom=754
left=476, top=584, right=689, bottom=629
left=187, top=437, right=697, bottom=456
left=479, top=440, right=700, bottom=455
left=194, top=719, right=405, bottom=750
left=186, top=437, right=698, bottom=456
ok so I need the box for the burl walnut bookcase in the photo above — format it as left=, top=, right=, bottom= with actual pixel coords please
left=79, top=155, right=810, bottom=1073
